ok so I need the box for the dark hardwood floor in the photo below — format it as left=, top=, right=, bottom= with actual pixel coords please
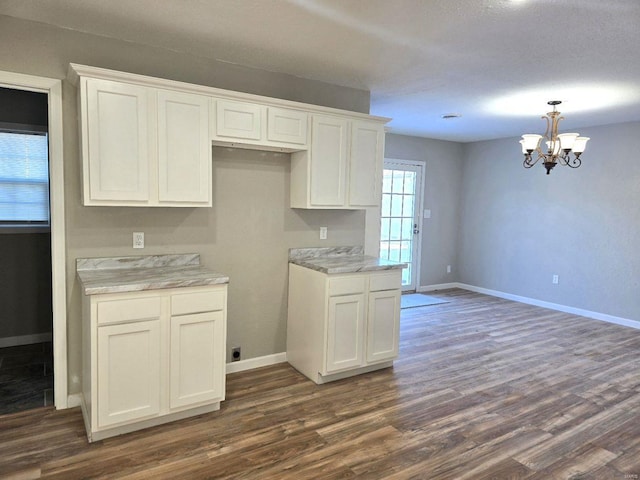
left=1, top=289, right=639, bottom=479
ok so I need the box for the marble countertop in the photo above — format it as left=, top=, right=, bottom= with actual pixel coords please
left=76, top=254, right=229, bottom=295
left=289, top=246, right=407, bottom=274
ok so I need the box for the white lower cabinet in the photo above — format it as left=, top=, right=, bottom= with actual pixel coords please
left=97, top=319, right=162, bottom=428
left=287, top=264, right=402, bottom=384
left=82, top=285, right=227, bottom=441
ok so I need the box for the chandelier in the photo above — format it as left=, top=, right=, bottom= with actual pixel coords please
left=519, top=101, right=589, bottom=175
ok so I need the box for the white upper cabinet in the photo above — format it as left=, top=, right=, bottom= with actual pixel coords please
left=349, top=120, right=384, bottom=207
left=212, top=99, right=309, bottom=151
left=214, top=100, right=262, bottom=140
left=79, top=76, right=212, bottom=207
left=267, top=107, right=308, bottom=146
left=157, top=90, right=211, bottom=204
left=84, top=79, right=150, bottom=203
left=309, top=115, right=349, bottom=206
left=290, top=115, right=385, bottom=209
left=70, top=64, right=388, bottom=210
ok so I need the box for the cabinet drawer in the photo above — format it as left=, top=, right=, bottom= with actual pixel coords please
left=171, top=289, right=225, bottom=316
left=369, top=272, right=402, bottom=292
left=328, top=276, right=366, bottom=296
left=97, top=296, right=162, bottom=325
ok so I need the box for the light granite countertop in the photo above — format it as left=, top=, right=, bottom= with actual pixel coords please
left=76, top=254, right=229, bottom=295
left=289, top=246, right=407, bottom=274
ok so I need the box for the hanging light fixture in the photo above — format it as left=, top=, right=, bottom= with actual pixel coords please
left=519, top=100, right=589, bottom=175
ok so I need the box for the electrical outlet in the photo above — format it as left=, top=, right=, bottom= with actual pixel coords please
left=133, top=232, right=144, bottom=249
left=447, top=265, right=452, bottom=273
left=231, top=346, right=241, bottom=362
left=319, top=226, right=328, bottom=240
left=552, top=274, right=559, bottom=284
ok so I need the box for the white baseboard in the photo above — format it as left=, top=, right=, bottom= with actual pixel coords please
left=458, top=283, right=640, bottom=331
left=0, top=332, right=53, bottom=349
left=417, top=282, right=462, bottom=292
left=225, top=352, right=287, bottom=374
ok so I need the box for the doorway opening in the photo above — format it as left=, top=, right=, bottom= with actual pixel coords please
left=0, top=86, right=53, bottom=414
left=379, top=159, right=424, bottom=292
left=0, top=71, right=66, bottom=412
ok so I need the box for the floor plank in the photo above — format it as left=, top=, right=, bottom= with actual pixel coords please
left=1, top=289, right=639, bottom=479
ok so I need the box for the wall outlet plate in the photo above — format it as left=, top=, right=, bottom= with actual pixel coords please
left=319, top=226, right=328, bottom=240
left=133, top=232, right=144, bottom=249
left=231, top=346, right=241, bottom=362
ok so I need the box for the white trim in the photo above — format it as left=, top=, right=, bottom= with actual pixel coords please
left=0, top=332, right=52, bottom=348
left=425, top=282, right=640, bottom=331
left=225, top=352, right=287, bottom=374
left=0, top=71, right=68, bottom=409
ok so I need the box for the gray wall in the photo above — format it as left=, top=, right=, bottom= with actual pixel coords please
left=385, top=133, right=464, bottom=287
left=0, top=15, right=370, bottom=393
left=458, top=121, right=640, bottom=322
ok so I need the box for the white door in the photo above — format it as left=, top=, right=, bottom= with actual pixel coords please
left=97, top=320, right=161, bottom=427
left=380, top=160, right=424, bottom=291
left=310, top=114, right=348, bottom=207
left=348, top=119, right=384, bottom=207
left=85, top=78, right=150, bottom=202
left=366, top=289, right=401, bottom=363
left=325, top=293, right=365, bottom=373
left=169, top=311, right=225, bottom=409
left=157, top=89, right=211, bottom=205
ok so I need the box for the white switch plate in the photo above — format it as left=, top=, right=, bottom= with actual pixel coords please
left=319, top=227, right=328, bottom=240
left=447, top=265, right=451, bottom=273
left=133, top=232, right=144, bottom=249
left=552, top=274, right=559, bottom=284
left=423, top=209, right=431, bottom=219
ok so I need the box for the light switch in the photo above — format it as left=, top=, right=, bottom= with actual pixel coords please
left=423, top=209, right=431, bottom=219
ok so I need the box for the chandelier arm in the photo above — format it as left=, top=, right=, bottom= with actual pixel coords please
left=523, top=154, right=538, bottom=168
left=565, top=155, right=582, bottom=168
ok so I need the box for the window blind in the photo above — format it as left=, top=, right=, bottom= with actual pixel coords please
left=0, top=131, right=50, bottom=224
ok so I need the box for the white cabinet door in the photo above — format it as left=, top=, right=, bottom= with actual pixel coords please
left=97, top=320, right=161, bottom=427
left=366, top=289, right=401, bottom=363
left=85, top=78, right=150, bottom=203
left=326, top=293, right=365, bottom=373
left=349, top=120, right=384, bottom=207
left=215, top=99, right=262, bottom=140
left=310, top=115, right=348, bottom=206
left=169, top=311, right=225, bottom=409
left=157, top=90, right=211, bottom=205
left=267, top=107, right=308, bottom=145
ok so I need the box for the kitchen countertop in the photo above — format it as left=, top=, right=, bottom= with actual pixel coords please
left=76, top=253, right=229, bottom=295
left=289, top=246, right=407, bottom=274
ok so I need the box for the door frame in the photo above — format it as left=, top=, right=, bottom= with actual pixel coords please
left=383, top=158, right=425, bottom=292
left=0, top=70, right=68, bottom=409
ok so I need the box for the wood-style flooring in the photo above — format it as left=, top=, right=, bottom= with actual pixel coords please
left=1, top=289, right=639, bottom=479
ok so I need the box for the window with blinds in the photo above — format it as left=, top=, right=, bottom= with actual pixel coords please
left=0, top=129, right=50, bottom=226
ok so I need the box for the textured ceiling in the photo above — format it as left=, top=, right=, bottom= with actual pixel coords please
left=2, top=0, right=639, bottom=142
